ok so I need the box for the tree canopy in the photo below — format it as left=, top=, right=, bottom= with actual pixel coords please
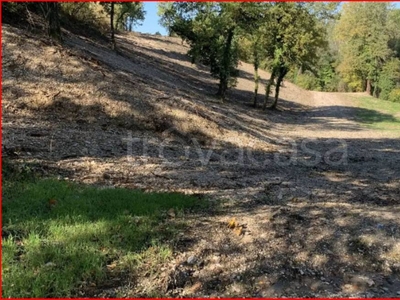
left=158, top=2, right=326, bottom=106
left=335, top=3, right=392, bottom=96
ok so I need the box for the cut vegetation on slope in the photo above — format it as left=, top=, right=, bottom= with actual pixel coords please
left=2, top=8, right=400, bottom=298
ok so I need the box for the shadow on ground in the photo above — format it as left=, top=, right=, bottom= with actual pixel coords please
left=2, top=22, right=400, bottom=297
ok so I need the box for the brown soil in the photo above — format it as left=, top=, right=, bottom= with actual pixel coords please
left=2, top=23, right=400, bottom=297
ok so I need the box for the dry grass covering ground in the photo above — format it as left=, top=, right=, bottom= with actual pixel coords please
left=2, top=22, right=400, bottom=297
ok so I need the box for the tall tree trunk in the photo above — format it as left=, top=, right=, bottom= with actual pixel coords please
left=268, top=66, right=288, bottom=110
left=217, top=27, right=235, bottom=101
left=127, top=17, right=133, bottom=32
left=263, top=68, right=276, bottom=110
left=372, top=83, right=379, bottom=98
left=48, top=3, right=61, bottom=41
left=40, top=2, right=62, bottom=41
left=253, top=46, right=259, bottom=108
left=253, top=64, right=259, bottom=108
left=110, top=2, right=116, bottom=50
left=366, top=78, right=372, bottom=95
left=372, top=57, right=380, bottom=98
left=296, top=65, right=303, bottom=82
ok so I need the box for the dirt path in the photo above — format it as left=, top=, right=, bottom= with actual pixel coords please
left=2, top=25, right=400, bottom=297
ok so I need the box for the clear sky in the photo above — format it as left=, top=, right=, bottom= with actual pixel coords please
left=135, top=2, right=167, bottom=35
left=135, top=1, right=400, bottom=36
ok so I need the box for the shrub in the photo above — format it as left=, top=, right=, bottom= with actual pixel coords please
left=388, top=89, right=400, bottom=103
left=336, top=80, right=349, bottom=92
left=378, top=59, right=400, bottom=100
left=60, top=3, right=108, bottom=32
left=378, top=75, right=395, bottom=100
left=296, top=73, right=321, bottom=91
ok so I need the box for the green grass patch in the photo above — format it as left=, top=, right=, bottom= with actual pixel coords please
left=2, top=162, right=204, bottom=297
left=352, top=95, right=400, bottom=132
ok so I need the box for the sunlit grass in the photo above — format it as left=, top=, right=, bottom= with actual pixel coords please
left=353, top=95, right=400, bottom=132
left=2, top=162, right=203, bottom=297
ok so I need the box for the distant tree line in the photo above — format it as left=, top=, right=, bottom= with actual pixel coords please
left=333, top=3, right=400, bottom=102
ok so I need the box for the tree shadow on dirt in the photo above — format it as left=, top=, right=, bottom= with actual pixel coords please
left=128, top=40, right=191, bottom=65
left=170, top=136, right=400, bottom=296
left=277, top=105, right=400, bottom=128
left=228, top=87, right=398, bottom=132
left=3, top=22, right=400, bottom=297
left=236, top=67, right=269, bottom=88
left=211, top=207, right=400, bottom=296
left=4, top=130, right=400, bottom=297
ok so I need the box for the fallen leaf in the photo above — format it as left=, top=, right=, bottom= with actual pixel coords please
left=228, top=218, right=237, bottom=229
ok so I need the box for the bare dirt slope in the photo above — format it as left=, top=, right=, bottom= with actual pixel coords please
left=2, top=24, right=400, bottom=297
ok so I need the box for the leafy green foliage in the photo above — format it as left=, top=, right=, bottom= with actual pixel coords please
left=388, top=89, right=400, bottom=103
left=296, top=72, right=321, bottom=91
left=100, top=2, right=145, bottom=31
left=115, top=2, right=145, bottom=31
left=157, top=2, right=177, bottom=36
left=388, top=8, right=400, bottom=58
left=157, top=2, right=337, bottom=107
left=100, top=2, right=145, bottom=48
left=378, top=58, right=400, bottom=100
left=159, top=3, right=248, bottom=100
left=335, top=3, right=392, bottom=95
left=259, top=3, right=326, bottom=108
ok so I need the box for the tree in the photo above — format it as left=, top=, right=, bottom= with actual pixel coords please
left=115, top=2, right=145, bottom=31
left=260, top=3, right=325, bottom=109
left=157, top=2, right=176, bottom=37
left=110, top=2, right=115, bottom=48
left=289, top=4, right=340, bottom=92
left=388, top=8, right=400, bottom=58
left=39, top=2, right=62, bottom=41
left=101, top=2, right=145, bottom=49
left=236, top=3, right=271, bottom=107
left=161, top=3, right=241, bottom=100
left=377, top=58, right=400, bottom=100
left=334, top=3, right=391, bottom=96
left=99, top=2, right=116, bottom=48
